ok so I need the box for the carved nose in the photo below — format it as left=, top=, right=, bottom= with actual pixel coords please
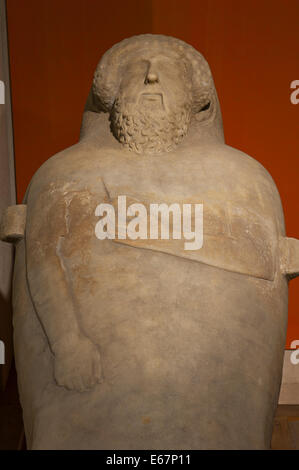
left=145, top=71, right=159, bottom=84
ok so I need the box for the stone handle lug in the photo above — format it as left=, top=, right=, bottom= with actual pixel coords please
left=280, top=237, right=299, bottom=280
left=0, top=204, right=27, bottom=243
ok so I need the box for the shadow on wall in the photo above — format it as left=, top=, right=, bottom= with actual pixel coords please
left=0, top=359, right=25, bottom=450
left=0, top=286, right=13, bottom=392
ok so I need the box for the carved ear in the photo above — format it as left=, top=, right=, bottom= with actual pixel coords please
left=84, top=89, right=100, bottom=113
left=0, top=205, right=27, bottom=244
left=193, top=89, right=217, bottom=124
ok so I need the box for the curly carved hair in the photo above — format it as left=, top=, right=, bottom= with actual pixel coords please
left=92, top=34, right=215, bottom=115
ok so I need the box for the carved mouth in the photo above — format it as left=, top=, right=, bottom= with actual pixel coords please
left=139, top=93, right=164, bottom=107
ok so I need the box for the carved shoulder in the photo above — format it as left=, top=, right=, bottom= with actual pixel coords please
left=220, top=145, right=285, bottom=231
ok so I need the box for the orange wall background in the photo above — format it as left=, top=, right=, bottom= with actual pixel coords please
left=6, top=0, right=299, bottom=347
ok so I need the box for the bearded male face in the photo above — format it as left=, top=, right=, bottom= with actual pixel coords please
left=109, top=53, right=193, bottom=154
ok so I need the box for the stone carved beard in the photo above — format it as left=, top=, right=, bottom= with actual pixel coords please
left=110, top=95, right=192, bottom=155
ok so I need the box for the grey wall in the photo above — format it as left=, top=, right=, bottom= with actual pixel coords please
left=0, top=0, right=16, bottom=390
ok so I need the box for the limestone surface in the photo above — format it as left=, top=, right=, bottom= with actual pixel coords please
left=3, top=34, right=299, bottom=449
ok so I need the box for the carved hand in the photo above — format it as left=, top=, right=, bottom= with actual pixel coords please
left=53, top=334, right=102, bottom=392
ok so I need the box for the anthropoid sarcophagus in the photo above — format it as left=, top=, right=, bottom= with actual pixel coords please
left=1, top=34, right=299, bottom=450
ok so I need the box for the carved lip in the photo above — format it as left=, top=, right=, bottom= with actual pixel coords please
left=140, top=92, right=163, bottom=105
